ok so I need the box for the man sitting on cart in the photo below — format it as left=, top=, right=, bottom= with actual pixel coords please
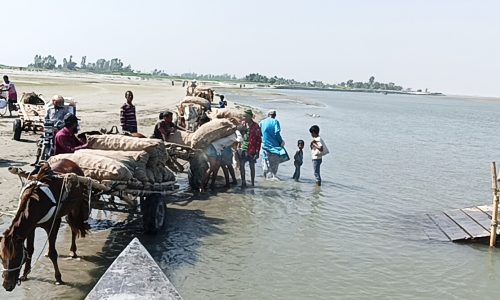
left=54, top=113, right=87, bottom=155
left=152, top=111, right=183, bottom=142
left=46, top=95, right=72, bottom=129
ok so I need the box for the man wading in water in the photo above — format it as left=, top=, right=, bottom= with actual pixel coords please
left=238, top=109, right=261, bottom=188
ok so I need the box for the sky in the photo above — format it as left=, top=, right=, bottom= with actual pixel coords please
left=2, top=0, right=500, bottom=97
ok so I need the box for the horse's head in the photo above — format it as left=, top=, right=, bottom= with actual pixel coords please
left=0, top=235, right=26, bottom=292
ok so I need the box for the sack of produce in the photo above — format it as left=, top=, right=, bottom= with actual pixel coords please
left=75, top=149, right=150, bottom=183
left=180, top=96, right=211, bottom=109
left=190, top=118, right=236, bottom=149
left=48, top=153, right=133, bottom=181
left=86, top=135, right=168, bottom=160
left=166, top=130, right=193, bottom=147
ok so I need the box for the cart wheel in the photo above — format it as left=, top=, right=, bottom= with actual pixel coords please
left=12, top=119, right=22, bottom=141
left=141, top=194, right=166, bottom=234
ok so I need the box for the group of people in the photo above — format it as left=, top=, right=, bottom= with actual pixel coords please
left=117, top=88, right=329, bottom=188
left=237, top=109, right=329, bottom=187
left=45, top=94, right=87, bottom=155
left=9, top=77, right=328, bottom=188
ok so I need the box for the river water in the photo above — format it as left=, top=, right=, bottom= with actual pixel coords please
left=3, top=89, right=500, bottom=299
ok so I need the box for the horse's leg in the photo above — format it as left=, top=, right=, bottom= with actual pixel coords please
left=69, top=229, right=78, bottom=258
left=45, top=218, right=64, bottom=285
left=20, top=229, right=35, bottom=281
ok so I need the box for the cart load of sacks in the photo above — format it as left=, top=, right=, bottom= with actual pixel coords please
left=49, top=135, right=175, bottom=190
left=47, top=107, right=249, bottom=189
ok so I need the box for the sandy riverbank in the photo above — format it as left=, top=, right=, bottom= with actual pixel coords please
left=0, top=70, right=238, bottom=222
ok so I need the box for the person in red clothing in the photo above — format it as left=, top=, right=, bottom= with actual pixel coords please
left=238, top=109, right=261, bottom=188
left=54, top=113, right=87, bottom=155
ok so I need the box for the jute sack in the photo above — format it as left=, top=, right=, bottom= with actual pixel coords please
left=180, top=96, right=210, bottom=110
left=191, top=118, right=236, bottom=149
left=166, top=130, right=193, bottom=147
left=208, top=108, right=244, bottom=121
left=87, top=135, right=167, bottom=157
left=48, top=153, right=133, bottom=181
left=75, top=149, right=150, bottom=183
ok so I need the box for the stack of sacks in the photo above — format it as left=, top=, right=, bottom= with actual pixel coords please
left=190, top=118, right=236, bottom=149
left=48, top=152, right=134, bottom=181
left=179, top=96, right=211, bottom=110
left=50, top=135, right=175, bottom=185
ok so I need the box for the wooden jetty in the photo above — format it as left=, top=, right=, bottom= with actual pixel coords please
left=426, top=162, right=500, bottom=245
left=425, top=205, right=498, bottom=242
left=85, top=237, right=183, bottom=300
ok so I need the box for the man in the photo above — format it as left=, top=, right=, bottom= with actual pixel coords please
left=120, top=90, right=138, bottom=133
left=45, top=95, right=72, bottom=129
left=259, top=109, right=288, bottom=179
left=238, top=109, right=261, bottom=188
left=54, top=113, right=87, bottom=155
left=219, top=95, right=226, bottom=108
left=152, top=111, right=179, bottom=141
left=1, top=75, right=18, bottom=115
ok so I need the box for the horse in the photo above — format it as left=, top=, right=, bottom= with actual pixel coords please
left=183, top=103, right=202, bottom=132
left=0, top=159, right=89, bottom=291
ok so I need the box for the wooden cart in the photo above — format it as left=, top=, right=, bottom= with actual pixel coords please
left=9, top=166, right=179, bottom=233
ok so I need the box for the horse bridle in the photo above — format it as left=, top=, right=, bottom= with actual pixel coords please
left=1, top=239, right=29, bottom=285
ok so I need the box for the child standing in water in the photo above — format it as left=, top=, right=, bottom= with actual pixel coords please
left=292, top=140, right=304, bottom=181
left=309, top=125, right=329, bottom=187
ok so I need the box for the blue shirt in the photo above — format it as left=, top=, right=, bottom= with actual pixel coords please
left=259, top=117, right=285, bottom=156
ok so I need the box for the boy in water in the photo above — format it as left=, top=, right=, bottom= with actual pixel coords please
left=292, top=140, right=304, bottom=181
left=309, top=125, right=329, bottom=187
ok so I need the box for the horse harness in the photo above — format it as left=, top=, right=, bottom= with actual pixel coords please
left=19, top=178, right=72, bottom=225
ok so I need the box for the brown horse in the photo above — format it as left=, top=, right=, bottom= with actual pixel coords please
left=0, top=159, right=89, bottom=291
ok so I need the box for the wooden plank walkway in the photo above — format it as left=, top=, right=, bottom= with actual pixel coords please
left=426, top=205, right=500, bottom=242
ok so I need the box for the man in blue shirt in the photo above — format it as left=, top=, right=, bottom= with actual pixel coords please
left=259, top=109, right=288, bottom=179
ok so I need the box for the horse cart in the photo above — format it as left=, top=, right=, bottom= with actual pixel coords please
left=12, top=93, right=76, bottom=141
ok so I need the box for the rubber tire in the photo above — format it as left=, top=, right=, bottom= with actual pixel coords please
left=141, top=194, right=166, bottom=234
left=13, top=119, right=22, bottom=141
left=41, top=144, right=52, bottom=161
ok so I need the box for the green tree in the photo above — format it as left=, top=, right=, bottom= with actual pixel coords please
left=369, top=76, right=375, bottom=86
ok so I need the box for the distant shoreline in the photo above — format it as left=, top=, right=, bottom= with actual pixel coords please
left=273, top=85, right=445, bottom=96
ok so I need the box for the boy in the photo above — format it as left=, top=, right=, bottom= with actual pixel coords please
left=292, top=140, right=304, bottom=181
left=309, top=125, right=329, bottom=186
left=120, top=90, right=137, bottom=133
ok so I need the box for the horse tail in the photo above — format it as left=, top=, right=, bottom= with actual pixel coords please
left=66, top=199, right=90, bottom=238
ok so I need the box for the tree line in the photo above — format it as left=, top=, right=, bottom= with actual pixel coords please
left=26, top=55, right=409, bottom=91
left=29, top=55, right=132, bottom=73
left=245, top=73, right=405, bottom=91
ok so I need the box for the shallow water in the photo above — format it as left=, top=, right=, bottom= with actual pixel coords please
left=2, top=89, right=500, bottom=299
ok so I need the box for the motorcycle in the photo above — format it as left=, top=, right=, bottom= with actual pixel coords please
left=32, top=120, right=56, bottom=165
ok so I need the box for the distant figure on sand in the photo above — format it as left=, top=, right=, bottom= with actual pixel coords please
left=238, top=109, right=261, bottom=188
left=292, top=140, right=304, bottom=181
left=219, top=95, right=226, bottom=108
left=309, top=125, right=329, bottom=187
left=260, top=109, right=288, bottom=179
left=120, top=90, right=137, bottom=133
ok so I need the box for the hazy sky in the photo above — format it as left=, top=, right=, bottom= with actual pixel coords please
left=3, top=0, right=499, bottom=97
